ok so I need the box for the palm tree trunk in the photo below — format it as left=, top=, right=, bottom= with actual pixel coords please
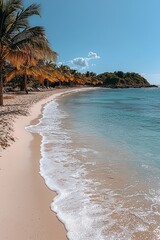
left=20, top=80, right=25, bottom=91
left=46, top=80, right=49, bottom=88
left=0, top=61, right=4, bottom=106
left=24, top=74, right=28, bottom=94
left=41, top=81, right=44, bottom=89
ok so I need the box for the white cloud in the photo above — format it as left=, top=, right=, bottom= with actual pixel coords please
left=69, top=51, right=100, bottom=69
left=70, top=57, right=89, bottom=68
left=88, top=51, right=100, bottom=59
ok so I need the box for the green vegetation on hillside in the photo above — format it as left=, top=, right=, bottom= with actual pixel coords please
left=97, top=71, right=153, bottom=88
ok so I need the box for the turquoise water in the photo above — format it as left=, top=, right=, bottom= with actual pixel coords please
left=29, top=88, right=160, bottom=239
left=62, top=88, right=160, bottom=174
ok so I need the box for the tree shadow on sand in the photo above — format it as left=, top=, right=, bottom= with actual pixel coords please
left=0, top=109, right=29, bottom=116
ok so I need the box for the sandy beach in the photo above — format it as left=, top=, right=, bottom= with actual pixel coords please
left=0, top=88, right=89, bottom=240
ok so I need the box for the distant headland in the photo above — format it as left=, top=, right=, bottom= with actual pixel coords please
left=96, top=71, right=158, bottom=88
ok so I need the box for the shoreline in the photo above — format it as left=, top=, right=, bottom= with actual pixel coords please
left=0, top=87, right=94, bottom=240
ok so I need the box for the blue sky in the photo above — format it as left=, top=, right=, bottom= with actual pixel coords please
left=24, top=0, right=160, bottom=84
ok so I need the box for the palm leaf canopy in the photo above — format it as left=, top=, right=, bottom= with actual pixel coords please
left=0, top=0, right=57, bottom=68
left=6, top=64, right=60, bottom=83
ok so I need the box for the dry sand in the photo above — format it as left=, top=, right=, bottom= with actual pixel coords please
left=0, top=88, right=91, bottom=240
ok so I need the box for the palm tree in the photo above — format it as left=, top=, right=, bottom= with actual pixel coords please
left=6, top=64, right=56, bottom=85
left=5, top=61, right=67, bottom=90
left=0, top=0, right=57, bottom=105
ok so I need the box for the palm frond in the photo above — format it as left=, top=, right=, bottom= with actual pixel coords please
left=10, top=28, right=57, bottom=62
left=7, top=48, right=37, bottom=68
left=19, top=4, right=41, bottom=19
left=12, top=26, right=45, bottom=44
left=3, top=0, right=23, bottom=15
left=0, top=0, right=23, bottom=39
left=6, top=67, right=23, bottom=81
left=5, top=12, right=29, bottom=37
left=6, top=3, right=41, bottom=35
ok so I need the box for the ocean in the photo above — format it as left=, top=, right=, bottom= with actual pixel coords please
left=28, top=88, right=160, bottom=240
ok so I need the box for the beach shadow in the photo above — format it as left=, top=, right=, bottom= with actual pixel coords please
left=4, top=103, right=28, bottom=107
left=0, top=109, right=29, bottom=116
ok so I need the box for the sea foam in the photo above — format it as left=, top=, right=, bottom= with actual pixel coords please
left=27, top=100, right=107, bottom=239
